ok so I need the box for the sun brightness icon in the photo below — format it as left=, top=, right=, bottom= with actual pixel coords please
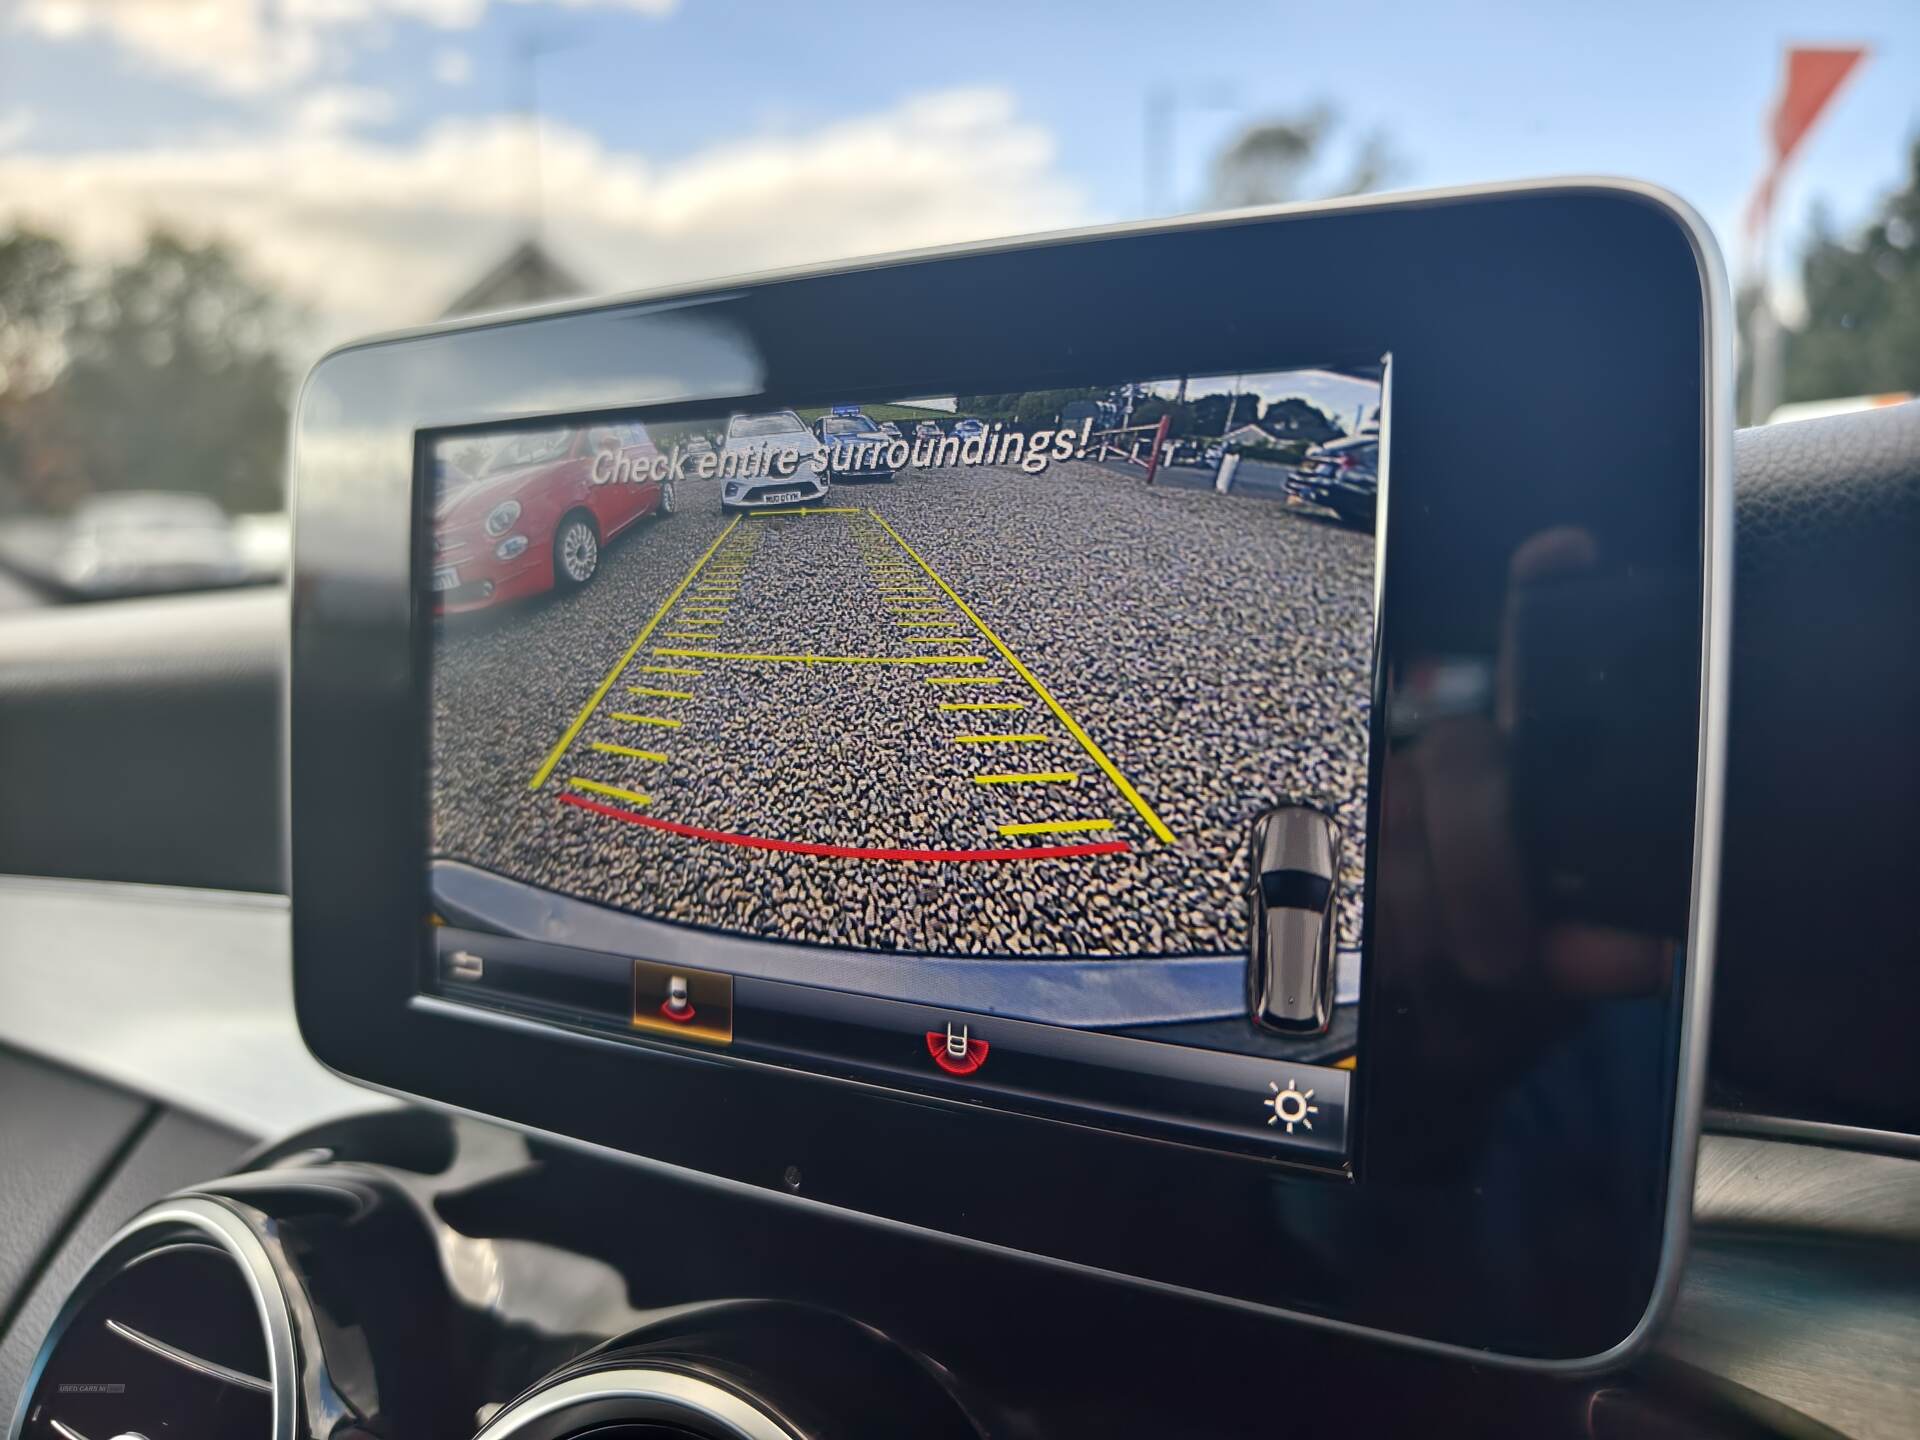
left=1264, top=1079, right=1318, bottom=1134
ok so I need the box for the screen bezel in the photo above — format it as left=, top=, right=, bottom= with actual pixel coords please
left=290, top=180, right=1728, bottom=1370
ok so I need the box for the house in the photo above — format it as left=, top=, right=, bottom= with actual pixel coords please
left=440, top=238, right=589, bottom=320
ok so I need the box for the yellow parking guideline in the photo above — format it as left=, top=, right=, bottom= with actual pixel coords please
left=628, top=686, right=693, bottom=700
left=926, top=676, right=1005, bottom=686
left=528, top=515, right=740, bottom=789
left=642, top=666, right=701, bottom=676
left=870, top=509, right=1175, bottom=845
left=974, top=771, right=1080, bottom=785
left=908, top=637, right=973, bottom=645
left=897, top=620, right=960, bottom=628
left=749, top=506, right=861, bottom=517
left=939, top=701, right=1025, bottom=712
left=998, top=818, right=1113, bottom=836
left=653, top=648, right=986, bottom=666
left=590, top=742, right=669, bottom=761
left=953, top=734, right=1050, bottom=744
left=609, top=713, right=682, bottom=728
left=661, top=631, right=719, bottom=640
left=567, top=777, right=652, bottom=806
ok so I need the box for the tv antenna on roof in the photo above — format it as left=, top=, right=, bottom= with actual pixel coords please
left=511, top=29, right=583, bottom=243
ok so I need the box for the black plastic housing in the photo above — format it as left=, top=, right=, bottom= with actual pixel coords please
left=290, top=183, right=1725, bottom=1366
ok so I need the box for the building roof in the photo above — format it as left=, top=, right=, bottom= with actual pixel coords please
left=440, top=238, right=588, bottom=320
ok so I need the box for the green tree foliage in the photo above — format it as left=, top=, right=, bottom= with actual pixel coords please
left=0, top=229, right=291, bottom=516
left=0, top=229, right=75, bottom=397
left=956, top=387, right=1107, bottom=428
left=0, top=230, right=83, bottom=513
left=1188, top=391, right=1261, bottom=436
left=1130, top=395, right=1192, bottom=438
left=1782, top=137, right=1920, bottom=405
left=1208, top=106, right=1397, bottom=208
left=1260, top=396, right=1341, bottom=443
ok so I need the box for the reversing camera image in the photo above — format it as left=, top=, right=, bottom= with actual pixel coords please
left=428, top=367, right=1380, bottom=1058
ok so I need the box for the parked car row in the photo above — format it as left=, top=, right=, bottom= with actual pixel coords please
left=430, top=406, right=1067, bottom=615
left=1283, top=435, right=1380, bottom=529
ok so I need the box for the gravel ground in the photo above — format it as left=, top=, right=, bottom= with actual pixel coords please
left=431, top=458, right=1373, bottom=958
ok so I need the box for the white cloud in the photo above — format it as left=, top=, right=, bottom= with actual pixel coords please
left=432, top=46, right=472, bottom=86
left=15, top=0, right=678, bottom=95
left=0, top=87, right=1085, bottom=356
left=290, top=85, right=396, bottom=135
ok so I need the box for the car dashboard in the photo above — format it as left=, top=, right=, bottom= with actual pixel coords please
left=0, top=274, right=1916, bottom=1436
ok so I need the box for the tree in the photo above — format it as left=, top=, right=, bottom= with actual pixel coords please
left=1131, top=395, right=1194, bottom=438
left=1189, top=391, right=1262, bottom=436
left=0, top=229, right=76, bottom=399
left=1261, top=396, right=1340, bottom=443
left=0, top=230, right=84, bottom=514
left=0, top=229, right=293, bottom=516
left=957, top=387, right=1108, bottom=429
left=1208, top=105, right=1397, bottom=209
left=1780, top=137, right=1920, bottom=406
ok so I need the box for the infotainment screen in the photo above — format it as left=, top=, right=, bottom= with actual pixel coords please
left=424, top=364, right=1383, bottom=1164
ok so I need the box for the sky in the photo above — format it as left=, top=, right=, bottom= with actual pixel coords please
left=0, top=0, right=1913, bottom=357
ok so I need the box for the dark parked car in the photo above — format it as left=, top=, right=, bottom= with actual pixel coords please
left=815, top=409, right=898, bottom=481
left=1285, top=434, right=1379, bottom=528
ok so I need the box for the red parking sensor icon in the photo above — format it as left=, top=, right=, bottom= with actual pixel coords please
left=660, top=973, right=697, bottom=1025
left=927, top=1023, right=988, bottom=1076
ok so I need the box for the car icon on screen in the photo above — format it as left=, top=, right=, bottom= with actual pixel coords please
left=1246, top=804, right=1342, bottom=1035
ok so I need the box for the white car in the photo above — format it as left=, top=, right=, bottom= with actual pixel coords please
left=60, top=491, right=249, bottom=596
left=717, top=410, right=828, bottom=511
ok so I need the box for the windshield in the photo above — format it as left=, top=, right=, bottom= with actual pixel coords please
left=822, top=415, right=879, bottom=436
left=0, top=8, right=1913, bottom=605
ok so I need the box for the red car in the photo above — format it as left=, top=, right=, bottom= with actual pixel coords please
left=430, top=423, right=672, bottom=614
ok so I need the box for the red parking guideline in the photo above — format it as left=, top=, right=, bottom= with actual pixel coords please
left=557, top=793, right=1130, bottom=862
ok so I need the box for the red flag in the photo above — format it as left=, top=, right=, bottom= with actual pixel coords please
left=1746, top=47, right=1868, bottom=236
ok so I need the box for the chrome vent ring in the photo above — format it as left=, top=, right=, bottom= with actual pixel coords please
left=476, top=1367, right=797, bottom=1440
left=7, top=1198, right=296, bottom=1440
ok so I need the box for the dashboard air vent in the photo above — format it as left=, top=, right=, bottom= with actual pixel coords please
left=9, top=1198, right=293, bottom=1440
left=477, top=1368, right=795, bottom=1440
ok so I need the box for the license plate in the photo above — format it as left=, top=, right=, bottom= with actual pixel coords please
left=763, top=491, right=802, bottom=505
left=430, top=566, right=461, bottom=592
